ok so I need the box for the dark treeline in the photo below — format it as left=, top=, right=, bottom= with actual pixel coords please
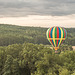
left=0, top=42, right=75, bottom=75
left=0, top=24, right=75, bottom=46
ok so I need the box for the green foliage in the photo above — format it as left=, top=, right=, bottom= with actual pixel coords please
left=0, top=24, right=75, bottom=75
left=2, top=55, right=13, bottom=75
left=0, top=42, right=74, bottom=75
left=12, top=59, right=20, bottom=75
left=59, top=67, right=70, bottom=75
left=0, top=24, right=74, bottom=46
left=71, top=71, right=75, bottom=75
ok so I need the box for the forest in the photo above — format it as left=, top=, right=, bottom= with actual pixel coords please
left=0, top=24, right=75, bottom=75
left=0, top=24, right=75, bottom=46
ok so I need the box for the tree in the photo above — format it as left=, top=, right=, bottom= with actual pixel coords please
left=59, top=67, right=70, bottom=75
left=2, top=55, right=13, bottom=75
left=12, top=59, right=20, bottom=75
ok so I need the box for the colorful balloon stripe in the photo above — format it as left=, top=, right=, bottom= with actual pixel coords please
left=46, top=26, right=67, bottom=50
left=58, top=27, right=63, bottom=47
left=57, top=27, right=59, bottom=38
left=50, top=27, right=54, bottom=38
left=58, top=27, right=61, bottom=38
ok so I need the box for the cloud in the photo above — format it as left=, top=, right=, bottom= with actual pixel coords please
left=0, top=0, right=75, bottom=17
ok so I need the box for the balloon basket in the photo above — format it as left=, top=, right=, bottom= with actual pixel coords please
left=54, top=49, right=61, bottom=54
left=55, top=50, right=58, bottom=53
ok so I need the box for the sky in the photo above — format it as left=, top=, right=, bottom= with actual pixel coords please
left=0, top=0, right=75, bottom=28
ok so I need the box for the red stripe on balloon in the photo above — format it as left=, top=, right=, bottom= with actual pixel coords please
left=60, top=39, right=65, bottom=46
left=57, top=27, right=59, bottom=38
left=48, top=27, right=54, bottom=46
left=57, top=27, right=59, bottom=47
left=49, top=27, right=53, bottom=38
left=50, top=40, right=54, bottom=46
left=64, top=29, right=66, bottom=38
left=62, top=28, right=66, bottom=38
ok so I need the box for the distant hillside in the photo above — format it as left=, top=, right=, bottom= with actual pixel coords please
left=0, top=24, right=75, bottom=46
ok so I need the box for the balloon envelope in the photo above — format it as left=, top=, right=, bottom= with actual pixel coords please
left=46, top=26, right=67, bottom=50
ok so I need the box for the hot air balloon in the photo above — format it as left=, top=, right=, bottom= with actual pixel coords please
left=46, top=26, right=67, bottom=52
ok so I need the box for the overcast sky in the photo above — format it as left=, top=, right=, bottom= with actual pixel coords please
left=0, top=0, right=75, bottom=28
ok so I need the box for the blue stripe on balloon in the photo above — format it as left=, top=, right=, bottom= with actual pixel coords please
left=57, top=40, right=60, bottom=46
left=58, top=27, right=61, bottom=38
left=50, top=27, right=54, bottom=38
left=52, top=40, right=55, bottom=47
left=65, top=29, right=67, bottom=38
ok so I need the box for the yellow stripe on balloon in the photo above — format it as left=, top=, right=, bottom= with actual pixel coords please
left=46, top=28, right=52, bottom=46
left=58, top=27, right=63, bottom=46
left=46, top=29, right=48, bottom=39
left=48, top=38, right=65, bottom=40
left=47, top=28, right=50, bottom=39
left=52, top=27, right=56, bottom=47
